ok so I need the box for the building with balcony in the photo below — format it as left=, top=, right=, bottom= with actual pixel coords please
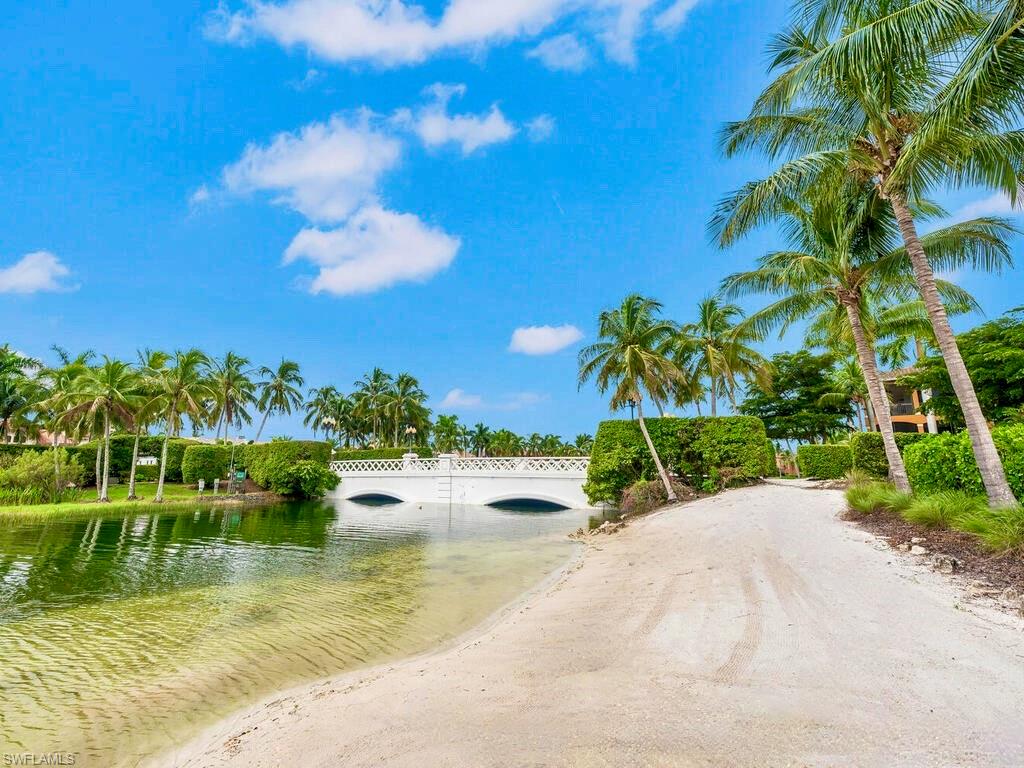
left=879, top=367, right=939, bottom=434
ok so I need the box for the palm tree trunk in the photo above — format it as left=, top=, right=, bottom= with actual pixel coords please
left=890, top=193, right=1016, bottom=505
left=843, top=300, right=910, bottom=491
left=636, top=399, right=677, bottom=503
left=100, top=409, right=111, bottom=502
left=155, top=429, right=170, bottom=503
left=254, top=409, right=270, bottom=442
left=127, top=423, right=142, bottom=499
left=94, top=442, right=102, bottom=496
left=52, top=440, right=61, bottom=502
left=709, top=380, right=718, bottom=417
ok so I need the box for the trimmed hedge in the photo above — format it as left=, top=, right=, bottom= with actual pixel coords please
left=904, top=424, right=1024, bottom=500
left=0, top=444, right=46, bottom=462
left=333, top=447, right=434, bottom=460
left=238, top=440, right=335, bottom=498
left=584, top=416, right=769, bottom=504
left=850, top=432, right=930, bottom=479
left=181, top=445, right=231, bottom=485
left=796, top=443, right=853, bottom=479
left=67, top=435, right=196, bottom=485
left=764, top=439, right=778, bottom=477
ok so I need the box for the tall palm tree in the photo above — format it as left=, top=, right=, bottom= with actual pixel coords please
left=489, top=429, right=524, bottom=457
left=674, top=297, right=769, bottom=416
left=470, top=423, right=492, bottom=457
left=304, top=386, right=339, bottom=439
left=383, top=373, right=429, bottom=447
left=153, top=350, right=213, bottom=502
left=59, top=358, right=139, bottom=502
left=574, top=433, right=595, bottom=454
left=126, top=349, right=170, bottom=499
left=432, top=414, right=463, bottom=454
left=254, top=360, right=304, bottom=442
left=721, top=186, right=1008, bottom=491
left=353, top=368, right=394, bottom=444
left=330, top=393, right=362, bottom=448
left=209, top=352, right=255, bottom=442
left=578, top=294, right=688, bottom=501
left=819, top=357, right=872, bottom=433
left=0, top=346, right=38, bottom=442
left=713, top=1, right=1023, bottom=504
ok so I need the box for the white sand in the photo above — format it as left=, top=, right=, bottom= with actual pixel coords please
left=153, top=484, right=1024, bottom=767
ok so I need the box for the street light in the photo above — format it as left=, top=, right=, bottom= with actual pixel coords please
left=626, top=399, right=637, bottom=421
left=405, top=425, right=417, bottom=447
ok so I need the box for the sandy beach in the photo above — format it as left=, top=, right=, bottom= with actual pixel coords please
left=153, top=483, right=1024, bottom=767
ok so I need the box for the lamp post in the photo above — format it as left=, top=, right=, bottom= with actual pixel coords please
left=405, top=425, right=417, bottom=447
left=626, top=398, right=637, bottom=421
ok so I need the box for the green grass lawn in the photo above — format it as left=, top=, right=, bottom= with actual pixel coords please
left=0, top=482, right=239, bottom=519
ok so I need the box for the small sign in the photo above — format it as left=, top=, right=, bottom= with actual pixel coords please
left=198, top=479, right=205, bottom=494
left=235, top=470, right=246, bottom=481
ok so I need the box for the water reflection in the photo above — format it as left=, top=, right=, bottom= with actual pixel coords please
left=0, top=499, right=588, bottom=766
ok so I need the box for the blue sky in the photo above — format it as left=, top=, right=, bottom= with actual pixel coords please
left=1, top=0, right=1021, bottom=441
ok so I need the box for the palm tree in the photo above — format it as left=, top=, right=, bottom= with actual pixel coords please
left=574, top=433, right=595, bottom=454
left=209, top=352, right=255, bottom=442
left=489, top=429, right=524, bottom=457
left=330, top=394, right=362, bottom=448
left=383, top=373, right=430, bottom=447
left=713, top=2, right=1023, bottom=504
left=674, top=297, right=769, bottom=416
left=578, top=294, right=688, bottom=501
left=59, top=358, right=139, bottom=502
left=0, top=346, right=39, bottom=441
left=470, top=423, right=492, bottom=457
left=820, top=357, right=872, bottom=433
left=254, top=360, right=304, bottom=442
left=153, top=350, right=213, bottom=502
left=352, top=368, right=394, bottom=444
left=432, top=414, right=463, bottom=454
left=304, top=386, right=339, bottom=439
left=126, top=349, right=170, bottom=499
left=721, top=186, right=1008, bottom=491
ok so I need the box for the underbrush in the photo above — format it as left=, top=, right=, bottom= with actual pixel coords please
left=619, top=478, right=695, bottom=517
left=845, top=479, right=1024, bottom=555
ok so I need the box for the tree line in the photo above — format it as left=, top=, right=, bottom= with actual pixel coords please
left=580, top=0, right=1024, bottom=507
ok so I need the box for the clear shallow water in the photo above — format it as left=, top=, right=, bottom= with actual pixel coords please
left=0, top=498, right=592, bottom=766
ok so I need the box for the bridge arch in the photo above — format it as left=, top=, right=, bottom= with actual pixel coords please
left=479, top=492, right=576, bottom=510
left=344, top=489, right=409, bottom=504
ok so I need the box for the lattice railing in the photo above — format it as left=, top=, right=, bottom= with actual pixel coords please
left=330, top=456, right=589, bottom=475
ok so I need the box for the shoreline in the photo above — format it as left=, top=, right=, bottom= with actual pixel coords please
left=151, top=484, right=1024, bottom=768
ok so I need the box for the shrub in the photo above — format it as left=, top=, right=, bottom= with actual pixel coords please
left=239, top=440, right=334, bottom=498
left=333, top=447, right=434, bottom=460
left=0, top=448, right=84, bottom=505
left=583, top=416, right=768, bottom=505
left=68, top=435, right=194, bottom=486
left=763, top=439, right=778, bottom=477
left=0, top=444, right=46, bottom=462
left=134, top=465, right=159, bottom=482
left=903, top=424, right=1024, bottom=500
left=844, top=481, right=913, bottom=515
left=286, top=460, right=339, bottom=499
left=796, top=444, right=852, bottom=479
left=181, top=445, right=230, bottom=485
left=850, top=432, right=930, bottom=479
left=903, top=490, right=988, bottom=529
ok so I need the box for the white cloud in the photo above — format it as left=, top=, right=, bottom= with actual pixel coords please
left=209, top=0, right=701, bottom=69
left=397, top=83, right=517, bottom=155
left=189, top=184, right=212, bottom=207
left=653, top=0, right=700, bottom=32
left=952, top=192, right=1024, bottom=221
left=509, top=324, right=583, bottom=355
left=0, top=251, right=74, bottom=295
left=528, top=33, right=590, bottom=71
left=440, top=388, right=484, bottom=408
left=439, top=388, right=546, bottom=410
left=222, top=110, right=401, bottom=223
left=289, top=67, right=325, bottom=90
left=285, top=205, right=459, bottom=295
left=526, top=114, right=556, bottom=142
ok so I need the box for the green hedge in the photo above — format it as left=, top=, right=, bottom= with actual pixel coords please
left=0, top=444, right=46, bottom=462
left=238, top=440, right=335, bottom=498
left=764, top=439, right=778, bottom=477
left=850, top=432, right=930, bottom=478
left=584, top=416, right=769, bottom=504
left=181, top=445, right=231, bottom=485
left=333, top=447, right=434, bottom=460
left=796, top=444, right=853, bottom=479
left=904, top=424, right=1024, bottom=500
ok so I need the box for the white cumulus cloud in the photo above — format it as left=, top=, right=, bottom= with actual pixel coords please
left=952, top=192, right=1024, bottom=222
left=0, top=251, right=74, bottom=294
left=509, top=324, right=583, bottom=355
left=285, top=206, right=459, bottom=295
left=526, top=114, right=556, bottom=142
left=222, top=110, right=401, bottom=223
left=528, top=33, right=590, bottom=71
left=209, top=0, right=702, bottom=69
left=439, top=388, right=546, bottom=410
left=396, top=83, right=517, bottom=155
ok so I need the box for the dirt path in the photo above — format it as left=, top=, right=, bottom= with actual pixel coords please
left=155, top=484, right=1024, bottom=767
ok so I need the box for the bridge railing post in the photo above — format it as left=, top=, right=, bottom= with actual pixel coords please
left=402, top=452, right=418, bottom=471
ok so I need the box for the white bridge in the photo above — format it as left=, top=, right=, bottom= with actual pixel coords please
left=329, top=454, right=596, bottom=509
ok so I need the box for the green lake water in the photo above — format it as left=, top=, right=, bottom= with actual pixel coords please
left=0, top=498, right=593, bottom=766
